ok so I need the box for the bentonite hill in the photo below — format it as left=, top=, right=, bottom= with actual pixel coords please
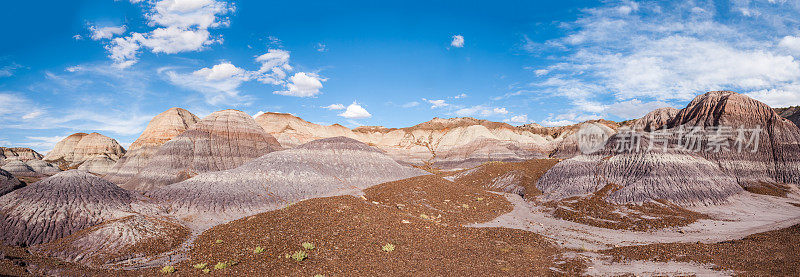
left=1, top=91, right=799, bottom=276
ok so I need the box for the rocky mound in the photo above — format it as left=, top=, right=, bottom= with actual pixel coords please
left=665, top=91, right=800, bottom=186
left=148, top=137, right=428, bottom=227
left=547, top=120, right=619, bottom=158
left=43, top=133, right=126, bottom=174
left=538, top=135, right=743, bottom=205
left=121, top=109, right=282, bottom=192
left=632, top=107, right=678, bottom=131
left=0, top=168, right=23, bottom=197
left=776, top=106, right=800, bottom=128
left=0, top=170, right=147, bottom=246
left=0, top=147, right=43, bottom=165
left=33, top=215, right=189, bottom=268
left=26, top=160, right=61, bottom=176
left=255, top=112, right=358, bottom=147
left=104, top=108, right=200, bottom=184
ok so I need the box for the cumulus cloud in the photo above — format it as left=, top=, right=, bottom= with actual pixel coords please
left=338, top=102, right=372, bottom=119
left=503, top=114, right=529, bottom=124
left=453, top=93, right=467, bottom=99
left=605, top=99, right=671, bottom=119
left=252, top=111, right=265, bottom=118
left=274, top=72, right=326, bottom=97
left=422, top=98, right=449, bottom=108
left=102, top=0, right=233, bottom=68
left=451, top=35, right=464, bottom=48
left=779, top=35, right=800, bottom=56
left=90, top=25, right=126, bottom=40
left=254, top=49, right=292, bottom=85
left=323, top=103, right=345, bottom=110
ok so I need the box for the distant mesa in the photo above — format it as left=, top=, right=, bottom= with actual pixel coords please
left=148, top=136, right=429, bottom=228
left=632, top=107, right=679, bottom=132
left=0, top=147, right=43, bottom=165
left=120, top=109, right=282, bottom=192
left=43, top=132, right=126, bottom=175
left=104, top=107, right=200, bottom=185
left=0, top=170, right=149, bottom=247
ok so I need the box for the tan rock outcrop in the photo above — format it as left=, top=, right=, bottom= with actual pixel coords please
left=43, top=133, right=126, bottom=174
left=632, top=107, right=679, bottom=131
left=255, top=112, right=357, bottom=147
left=0, top=147, right=43, bottom=165
left=103, top=108, right=200, bottom=184
left=121, top=109, right=282, bottom=192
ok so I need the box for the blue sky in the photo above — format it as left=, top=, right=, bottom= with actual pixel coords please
left=2, top=0, right=800, bottom=152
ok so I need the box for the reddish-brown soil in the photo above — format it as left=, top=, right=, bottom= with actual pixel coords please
left=178, top=195, right=586, bottom=276
left=545, top=184, right=709, bottom=231
left=603, top=224, right=800, bottom=276
left=741, top=182, right=792, bottom=197
left=363, top=175, right=512, bottom=226
left=447, top=159, right=561, bottom=198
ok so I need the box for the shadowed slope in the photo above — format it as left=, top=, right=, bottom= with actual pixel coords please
left=0, top=168, right=23, bottom=197
left=121, top=109, right=281, bottom=192
left=0, top=170, right=148, bottom=246
left=148, top=137, right=428, bottom=227
left=632, top=107, right=679, bottom=131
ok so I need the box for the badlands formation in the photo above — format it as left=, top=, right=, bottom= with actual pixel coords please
left=0, top=92, right=800, bottom=276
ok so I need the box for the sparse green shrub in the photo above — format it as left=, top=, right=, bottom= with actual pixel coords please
left=253, top=246, right=265, bottom=254
left=160, top=265, right=176, bottom=274
left=291, top=250, right=308, bottom=261
left=202, top=268, right=210, bottom=274
left=381, top=243, right=395, bottom=252
left=215, top=239, right=223, bottom=244
left=193, top=263, right=207, bottom=269
left=314, top=275, right=325, bottom=277
left=227, top=260, right=239, bottom=266
left=302, top=242, right=315, bottom=250
left=214, top=261, right=228, bottom=270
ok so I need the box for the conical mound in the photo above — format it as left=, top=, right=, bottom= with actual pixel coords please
left=0, top=168, right=23, bottom=197
left=665, top=91, right=800, bottom=186
left=538, top=135, right=742, bottom=206
left=32, top=214, right=189, bottom=268
left=148, top=136, right=429, bottom=227
left=1, top=159, right=37, bottom=177
left=632, top=107, right=678, bottom=131
left=26, top=159, right=61, bottom=176
left=104, top=108, right=200, bottom=184
left=255, top=112, right=358, bottom=147
left=121, top=109, right=282, bottom=192
left=0, top=170, right=146, bottom=246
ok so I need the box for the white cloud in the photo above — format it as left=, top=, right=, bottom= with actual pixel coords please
left=252, top=111, right=265, bottom=118
left=90, top=25, right=126, bottom=40
left=422, top=98, right=449, bottom=108
left=316, top=43, right=328, bottom=52
left=73, top=34, right=83, bottom=40
left=100, top=0, right=233, bottom=68
left=274, top=72, right=326, bottom=97
left=338, top=102, right=372, bottom=119
left=453, top=93, right=467, bottom=99
left=745, top=85, right=800, bottom=107
left=323, top=103, right=345, bottom=110
left=450, top=35, right=465, bottom=48
left=454, top=105, right=509, bottom=117
left=0, top=62, right=22, bottom=77
left=779, top=35, right=800, bottom=56
left=503, top=114, right=529, bottom=124
left=401, top=101, right=420, bottom=108
left=534, top=69, right=549, bottom=76
left=164, top=62, right=249, bottom=104
left=22, top=136, right=67, bottom=151
left=254, top=49, right=292, bottom=85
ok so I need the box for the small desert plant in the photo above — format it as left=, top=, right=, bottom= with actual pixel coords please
left=202, top=268, right=210, bottom=274
left=160, top=265, right=176, bottom=274
left=290, top=250, right=308, bottom=261
left=381, top=243, right=395, bottom=252
left=214, top=261, right=228, bottom=270
left=301, top=242, right=315, bottom=250
left=193, top=263, right=207, bottom=269
left=215, top=239, right=223, bottom=244
left=314, top=275, right=325, bottom=277
left=253, top=246, right=265, bottom=253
